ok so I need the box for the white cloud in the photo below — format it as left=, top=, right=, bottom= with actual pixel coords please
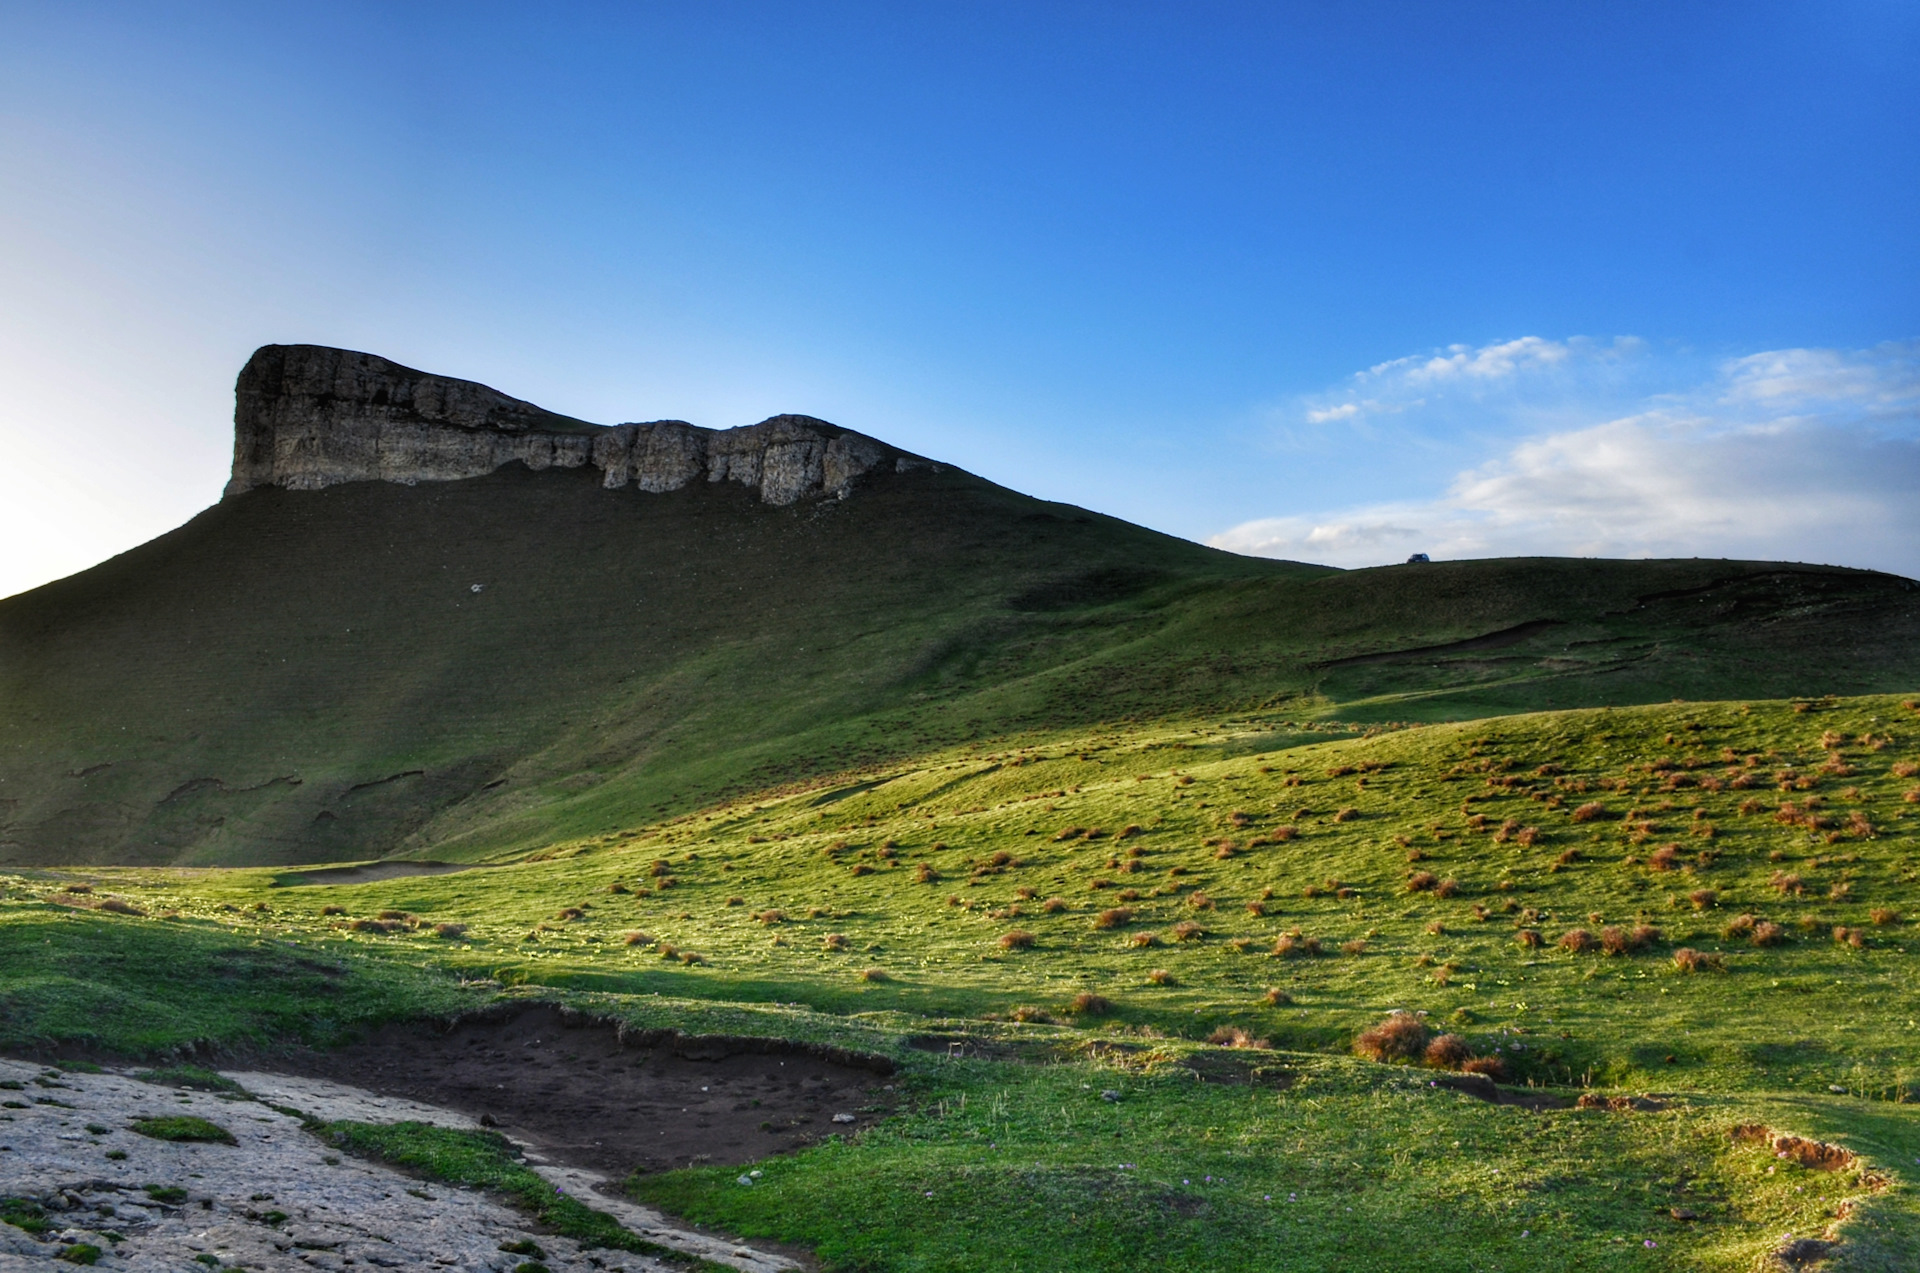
left=1295, top=334, right=1643, bottom=427
left=1217, top=341, right=1920, bottom=577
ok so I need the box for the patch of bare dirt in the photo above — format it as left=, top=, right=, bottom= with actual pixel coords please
left=265, top=1003, right=896, bottom=1177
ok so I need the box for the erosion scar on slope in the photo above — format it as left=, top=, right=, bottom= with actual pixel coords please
left=263, top=1004, right=896, bottom=1176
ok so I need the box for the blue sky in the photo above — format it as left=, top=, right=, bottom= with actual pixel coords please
left=3, top=1, right=1917, bottom=597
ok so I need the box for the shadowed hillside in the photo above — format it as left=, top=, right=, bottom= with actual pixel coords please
left=3, top=349, right=1917, bottom=868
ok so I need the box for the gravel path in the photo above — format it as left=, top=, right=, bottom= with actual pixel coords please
left=0, top=1057, right=798, bottom=1272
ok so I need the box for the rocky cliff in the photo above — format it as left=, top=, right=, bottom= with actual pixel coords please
left=225, top=344, right=936, bottom=503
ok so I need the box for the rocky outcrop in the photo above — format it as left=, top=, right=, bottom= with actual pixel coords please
left=225, top=344, right=935, bottom=503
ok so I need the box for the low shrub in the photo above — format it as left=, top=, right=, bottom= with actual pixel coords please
left=1353, top=1011, right=1428, bottom=1063
left=1424, top=1034, right=1472, bottom=1070
left=1672, top=947, right=1725, bottom=973
left=998, top=930, right=1036, bottom=950
left=1461, top=1055, right=1508, bottom=1081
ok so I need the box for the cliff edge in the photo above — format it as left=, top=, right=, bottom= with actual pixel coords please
left=226, top=344, right=936, bottom=504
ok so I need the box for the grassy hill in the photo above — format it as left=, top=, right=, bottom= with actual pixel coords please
left=9, top=692, right=1920, bottom=1269
left=4, top=456, right=1919, bottom=867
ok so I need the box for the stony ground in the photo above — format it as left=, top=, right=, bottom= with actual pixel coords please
left=0, top=1057, right=793, bottom=1272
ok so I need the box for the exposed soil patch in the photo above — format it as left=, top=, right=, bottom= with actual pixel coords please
left=270, top=860, right=495, bottom=885
left=267, top=1004, right=895, bottom=1176
left=1434, top=1072, right=1573, bottom=1110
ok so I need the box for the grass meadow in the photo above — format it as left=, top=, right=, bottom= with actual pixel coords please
left=8, top=693, right=1920, bottom=1269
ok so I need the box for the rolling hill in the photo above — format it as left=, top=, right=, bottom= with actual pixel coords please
left=3, top=345, right=1917, bottom=867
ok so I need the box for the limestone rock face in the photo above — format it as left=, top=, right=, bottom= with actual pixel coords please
left=226, top=344, right=934, bottom=503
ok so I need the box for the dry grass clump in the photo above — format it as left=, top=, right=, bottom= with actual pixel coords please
left=754, top=908, right=786, bottom=925
left=1147, top=968, right=1175, bottom=985
left=859, top=967, right=889, bottom=982
left=1353, top=1011, right=1427, bottom=1063
left=1042, top=896, right=1069, bottom=913
left=1515, top=928, right=1543, bottom=948
left=1053, top=826, right=1089, bottom=841
left=1340, top=938, right=1368, bottom=955
left=822, top=932, right=850, bottom=951
left=1069, top=992, right=1113, bottom=1016
left=1169, top=919, right=1205, bottom=942
left=1263, top=987, right=1293, bottom=1006
left=1751, top=920, right=1787, bottom=947
left=1570, top=802, right=1608, bottom=822
left=1769, top=871, right=1805, bottom=897
left=1406, top=871, right=1438, bottom=893
left=432, top=922, right=468, bottom=940
left=1009, top=1005, right=1053, bottom=1023
left=320, top=904, right=346, bottom=916
left=1558, top=928, right=1597, bottom=953
left=1270, top=825, right=1298, bottom=841
left=1094, top=907, right=1135, bottom=929
left=1461, top=1055, right=1508, bottom=1080
left=999, top=930, right=1036, bottom=950
left=1333, top=807, right=1360, bottom=823
left=622, top=930, right=654, bottom=946
left=1672, top=946, right=1725, bottom=973
left=1871, top=907, right=1901, bottom=926
left=1424, top=1033, right=1472, bottom=1070
left=1647, top=844, right=1680, bottom=871
left=1207, top=1025, right=1270, bottom=1049
left=1272, top=931, right=1320, bottom=958
left=1433, top=878, right=1459, bottom=898
left=1689, top=889, right=1718, bottom=910
left=1245, top=900, right=1267, bottom=916
left=1126, top=931, right=1160, bottom=948
left=1833, top=925, right=1867, bottom=949
left=1599, top=924, right=1660, bottom=955
left=914, top=862, right=939, bottom=883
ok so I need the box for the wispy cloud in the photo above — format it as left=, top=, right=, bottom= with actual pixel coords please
left=1292, top=334, right=1647, bottom=428
left=1215, top=340, right=1920, bottom=578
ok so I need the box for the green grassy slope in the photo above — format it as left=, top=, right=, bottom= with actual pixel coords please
left=8, top=692, right=1920, bottom=1270
left=3, top=458, right=1918, bottom=867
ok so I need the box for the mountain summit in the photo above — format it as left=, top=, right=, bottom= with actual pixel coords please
left=2, top=348, right=1916, bottom=867
left=227, top=344, right=937, bottom=504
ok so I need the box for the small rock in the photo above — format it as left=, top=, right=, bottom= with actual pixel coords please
left=831, top=1113, right=856, bottom=1124
left=1669, top=1207, right=1699, bottom=1220
left=1100, top=1090, right=1123, bottom=1102
left=736, top=1175, right=754, bottom=1186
